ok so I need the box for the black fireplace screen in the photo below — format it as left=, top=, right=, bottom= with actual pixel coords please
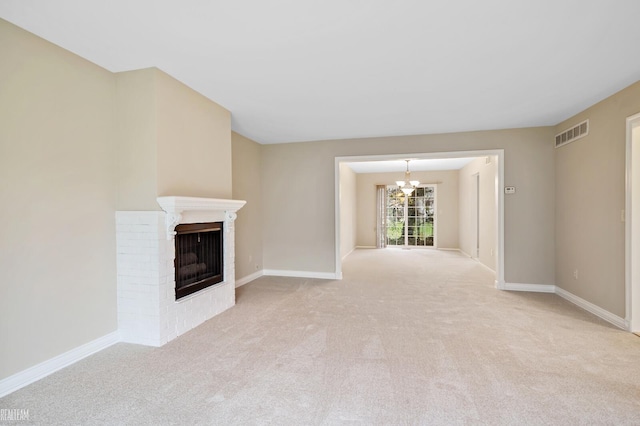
left=174, top=222, right=223, bottom=300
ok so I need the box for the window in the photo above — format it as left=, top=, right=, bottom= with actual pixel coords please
left=386, top=185, right=436, bottom=247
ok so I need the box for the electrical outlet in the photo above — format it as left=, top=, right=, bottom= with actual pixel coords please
left=573, top=269, right=578, bottom=280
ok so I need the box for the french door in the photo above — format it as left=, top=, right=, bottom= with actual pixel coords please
left=386, top=185, right=436, bottom=247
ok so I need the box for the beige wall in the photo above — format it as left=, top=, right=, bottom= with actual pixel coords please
left=115, top=69, right=158, bottom=210
left=480, top=157, right=497, bottom=271
left=339, top=163, right=357, bottom=259
left=555, top=80, right=640, bottom=318
left=156, top=70, right=232, bottom=200
left=459, top=157, right=498, bottom=271
left=355, top=170, right=460, bottom=249
left=232, top=132, right=263, bottom=281
left=0, top=19, right=235, bottom=382
left=261, top=142, right=336, bottom=272
left=117, top=68, right=232, bottom=211
left=262, top=127, right=555, bottom=285
left=0, top=19, right=117, bottom=379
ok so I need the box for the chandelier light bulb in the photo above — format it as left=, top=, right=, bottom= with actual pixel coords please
left=397, top=160, right=419, bottom=194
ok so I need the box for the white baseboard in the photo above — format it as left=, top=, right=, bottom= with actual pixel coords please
left=555, top=287, right=628, bottom=330
left=355, top=246, right=376, bottom=249
left=0, top=331, right=120, bottom=398
left=504, top=282, right=556, bottom=293
left=263, top=269, right=338, bottom=280
left=459, top=249, right=472, bottom=258
left=501, top=283, right=627, bottom=330
left=235, top=270, right=264, bottom=288
left=437, top=247, right=460, bottom=251
left=456, top=250, right=495, bottom=274
left=341, top=247, right=356, bottom=261
left=476, top=259, right=496, bottom=274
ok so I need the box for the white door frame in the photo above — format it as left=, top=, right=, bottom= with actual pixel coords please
left=472, top=172, right=480, bottom=259
left=334, top=149, right=504, bottom=288
left=625, top=112, right=640, bottom=332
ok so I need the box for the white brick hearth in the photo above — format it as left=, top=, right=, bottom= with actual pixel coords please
left=116, top=197, right=245, bottom=346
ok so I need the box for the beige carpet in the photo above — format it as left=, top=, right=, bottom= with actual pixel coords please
left=2, top=248, right=640, bottom=425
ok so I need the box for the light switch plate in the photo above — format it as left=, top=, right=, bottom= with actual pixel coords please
left=505, top=186, right=516, bottom=194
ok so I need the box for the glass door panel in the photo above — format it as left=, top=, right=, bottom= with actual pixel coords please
left=386, top=185, right=435, bottom=247
left=386, top=186, right=405, bottom=246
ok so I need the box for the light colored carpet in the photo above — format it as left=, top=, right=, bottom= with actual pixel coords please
left=2, top=248, right=640, bottom=425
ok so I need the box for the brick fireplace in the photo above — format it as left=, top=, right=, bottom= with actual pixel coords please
left=116, top=196, right=245, bottom=347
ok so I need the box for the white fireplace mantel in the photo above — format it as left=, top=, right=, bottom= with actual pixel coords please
left=157, top=196, right=246, bottom=240
left=116, top=195, right=247, bottom=347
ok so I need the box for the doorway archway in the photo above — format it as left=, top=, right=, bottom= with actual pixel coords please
left=334, top=149, right=505, bottom=288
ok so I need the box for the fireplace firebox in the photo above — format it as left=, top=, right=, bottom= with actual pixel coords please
left=174, top=222, right=223, bottom=300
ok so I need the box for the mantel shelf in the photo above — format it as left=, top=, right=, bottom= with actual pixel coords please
left=157, top=196, right=246, bottom=240
left=157, top=196, right=246, bottom=215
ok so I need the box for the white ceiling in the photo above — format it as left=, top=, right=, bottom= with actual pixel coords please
left=345, top=158, right=476, bottom=174
left=2, top=1, right=640, bottom=144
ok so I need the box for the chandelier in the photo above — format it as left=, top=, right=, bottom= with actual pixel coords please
left=396, top=160, right=420, bottom=195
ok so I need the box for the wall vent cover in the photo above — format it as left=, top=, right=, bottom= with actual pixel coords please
left=555, top=119, right=589, bottom=148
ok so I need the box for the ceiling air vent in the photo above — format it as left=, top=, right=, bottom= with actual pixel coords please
left=555, top=119, right=589, bottom=148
